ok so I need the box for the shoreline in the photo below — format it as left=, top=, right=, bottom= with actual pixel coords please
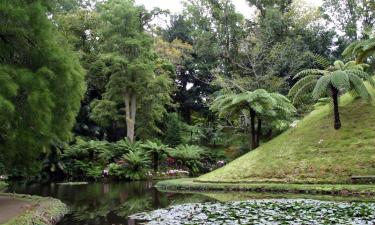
left=155, top=178, right=375, bottom=197
left=0, top=193, right=68, bottom=225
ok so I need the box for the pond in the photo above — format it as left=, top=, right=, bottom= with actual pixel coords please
left=6, top=182, right=375, bottom=225
left=6, top=181, right=213, bottom=225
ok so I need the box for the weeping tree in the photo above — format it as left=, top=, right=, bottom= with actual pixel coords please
left=211, top=89, right=295, bottom=150
left=289, top=60, right=375, bottom=130
left=343, top=37, right=375, bottom=63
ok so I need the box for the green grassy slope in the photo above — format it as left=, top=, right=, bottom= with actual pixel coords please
left=198, top=92, right=375, bottom=183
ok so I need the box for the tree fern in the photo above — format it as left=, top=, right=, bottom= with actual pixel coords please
left=211, top=89, right=295, bottom=149
left=311, top=54, right=332, bottom=68
left=343, top=38, right=375, bottom=63
left=289, top=60, right=374, bottom=129
left=141, top=140, right=170, bottom=172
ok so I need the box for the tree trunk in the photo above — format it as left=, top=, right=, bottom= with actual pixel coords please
left=249, top=108, right=257, bottom=150
left=331, top=85, right=341, bottom=130
left=125, top=93, right=136, bottom=142
left=256, top=118, right=262, bottom=147
left=152, top=152, right=158, bottom=172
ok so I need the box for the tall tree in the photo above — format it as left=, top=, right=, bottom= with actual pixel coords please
left=0, top=0, right=85, bottom=171
left=246, top=0, right=293, bottom=17
left=235, top=1, right=335, bottom=97
left=321, top=0, right=375, bottom=42
left=90, top=0, right=173, bottom=142
left=164, top=0, right=246, bottom=123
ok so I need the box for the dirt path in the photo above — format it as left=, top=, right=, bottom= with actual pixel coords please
left=0, top=196, right=34, bottom=224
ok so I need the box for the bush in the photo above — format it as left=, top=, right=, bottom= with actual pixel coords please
left=121, top=149, right=151, bottom=180
left=107, top=163, right=126, bottom=179
left=168, top=145, right=205, bottom=175
left=62, top=138, right=111, bottom=180
left=141, top=140, right=170, bottom=172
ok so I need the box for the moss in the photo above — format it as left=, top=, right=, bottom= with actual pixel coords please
left=197, top=88, right=375, bottom=183
left=1, top=193, right=68, bottom=225
left=156, top=179, right=375, bottom=197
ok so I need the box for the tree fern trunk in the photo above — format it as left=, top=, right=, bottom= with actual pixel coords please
left=153, top=152, right=158, bottom=172
left=331, top=85, right=341, bottom=130
left=250, top=108, right=257, bottom=150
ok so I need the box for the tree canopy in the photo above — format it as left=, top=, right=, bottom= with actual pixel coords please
left=0, top=0, right=85, bottom=172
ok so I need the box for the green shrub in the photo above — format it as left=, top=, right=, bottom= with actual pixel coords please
left=122, top=149, right=151, bottom=180
left=108, top=163, right=126, bottom=179
left=168, top=145, right=205, bottom=175
left=111, top=138, right=136, bottom=159
left=63, top=138, right=111, bottom=161
left=141, top=140, right=171, bottom=172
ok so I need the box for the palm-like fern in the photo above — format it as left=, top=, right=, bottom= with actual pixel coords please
left=122, top=149, right=150, bottom=180
left=289, top=60, right=374, bottom=129
left=168, top=145, right=205, bottom=175
left=141, top=140, right=171, bottom=172
left=211, top=89, right=295, bottom=149
left=343, top=38, right=375, bottom=63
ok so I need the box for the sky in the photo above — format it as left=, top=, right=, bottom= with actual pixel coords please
left=134, top=0, right=324, bottom=19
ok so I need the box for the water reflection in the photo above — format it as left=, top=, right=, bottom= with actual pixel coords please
left=7, top=181, right=213, bottom=225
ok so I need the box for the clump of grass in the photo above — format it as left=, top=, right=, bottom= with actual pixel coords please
left=197, top=89, right=375, bottom=184
left=3, top=194, right=68, bottom=225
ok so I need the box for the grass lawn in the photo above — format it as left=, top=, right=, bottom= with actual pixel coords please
left=156, top=178, right=375, bottom=197
left=197, top=89, right=375, bottom=184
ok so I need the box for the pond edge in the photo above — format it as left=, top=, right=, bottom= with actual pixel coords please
left=0, top=193, right=68, bottom=225
left=155, top=178, right=375, bottom=197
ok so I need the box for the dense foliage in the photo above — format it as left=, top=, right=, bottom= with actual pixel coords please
left=1, top=0, right=374, bottom=181
left=0, top=0, right=85, bottom=174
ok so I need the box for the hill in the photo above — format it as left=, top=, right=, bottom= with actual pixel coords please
left=197, top=92, right=375, bottom=184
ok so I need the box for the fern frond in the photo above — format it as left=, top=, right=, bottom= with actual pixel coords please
left=343, top=38, right=375, bottom=62
left=292, top=80, right=316, bottom=104
left=342, top=41, right=359, bottom=57
left=333, top=60, right=345, bottom=70
left=346, top=70, right=375, bottom=87
left=288, top=75, right=318, bottom=98
left=330, top=70, right=350, bottom=91
left=312, top=75, right=331, bottom=100
left=312, top=54, right=332, bottom=68
left=293, top=69, right=325, bottom=80
left=363, top=38, right=375, bottom=51
left=348, top=74, right=370, bottom=100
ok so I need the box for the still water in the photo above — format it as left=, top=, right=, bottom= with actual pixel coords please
left=7, top=181, right=213, bottom=225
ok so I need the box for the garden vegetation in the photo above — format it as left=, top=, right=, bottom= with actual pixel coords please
left=0, top=0, right=374, bottom=183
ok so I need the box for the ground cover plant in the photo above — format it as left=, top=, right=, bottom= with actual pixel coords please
left=131, top=199, right=375, bottom=225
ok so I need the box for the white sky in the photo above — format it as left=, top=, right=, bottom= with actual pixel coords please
left=135, top=0, right=323, bottom=19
